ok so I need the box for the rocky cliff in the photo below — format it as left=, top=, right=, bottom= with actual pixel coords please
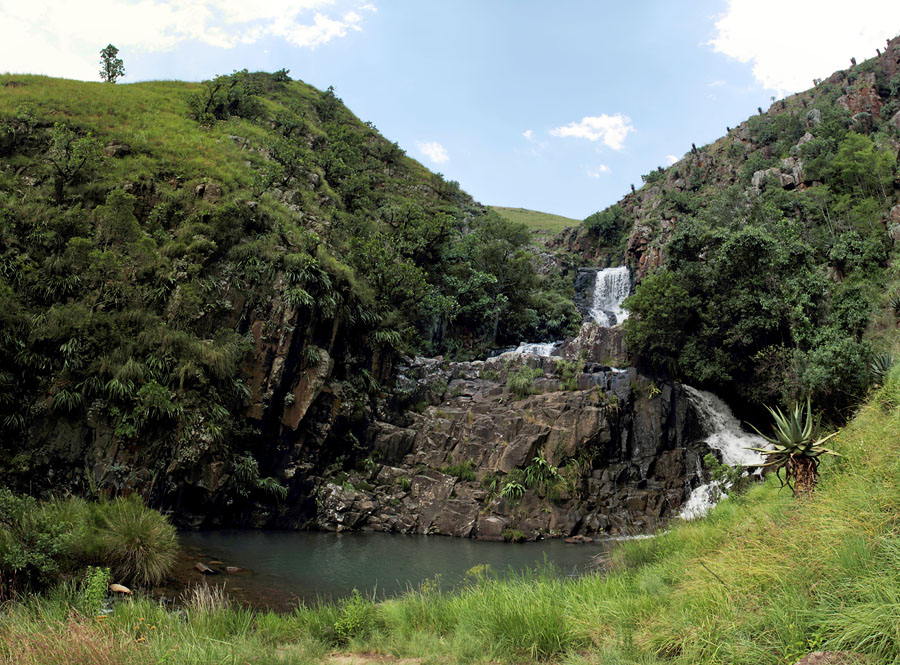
left=314, top=349, right=712, bottom=540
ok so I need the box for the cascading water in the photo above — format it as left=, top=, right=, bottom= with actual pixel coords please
left=501, top=266, right=631, bottom=358
left=589, top=266, right=631, bottom=326
left=509, top=341, right=562, bottom=356
left=679, top=386, right=767, bottom=520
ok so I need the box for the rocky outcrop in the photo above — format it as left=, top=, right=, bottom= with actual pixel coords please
left=315, top=353, right=711, bottom=539
left=556, top=323, right=628, bottom=366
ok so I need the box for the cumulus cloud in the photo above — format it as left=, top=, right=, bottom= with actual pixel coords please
left=0, top=0, right=373, bottom=80
left=587, top=165, right=611, bottom=178
left=417, top=141, right=449, bottom=164
left=711, top=0, right=900, bottom=94
left=665, top=154, right=678, bottom=165
left=522, top=129, right=534, bottom=140
left=550, top=114, right=635, bottom=150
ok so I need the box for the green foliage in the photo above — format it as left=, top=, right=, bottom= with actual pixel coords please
left=98, top=44, right=124, bottom=83
left=91, top=494, right=178, bottom=586
left=582, top=204, right=628, bottom=246
left=500, top=480, right=526, bottom=502
left=523, top=454, right=563, bottom=498
left=0, top=489, right=66, bottom=595
left=187, top=70, right=263, bottom=125
left=507, top=366, right=543, bottom=398
left=442, top=459, right=477, bottom=482
left=502, top=528, right=526, bottom=543
left=624, top=183, right=879, bottom=412
left=78, top=566, right=109, bottom=616
left=46, top=123, right=101, bottom=203
left=333, top=589, right=377, bottom=643
left=231, top=453, right=287, bottom=500
left=870, top=353, right=893, bottom=387
left=749, top=400, right=838, bottom=494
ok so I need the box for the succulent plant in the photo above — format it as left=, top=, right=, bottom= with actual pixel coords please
left=749, top=399, right=838, bottom=496
left=871, top=353, right=894, bottom=387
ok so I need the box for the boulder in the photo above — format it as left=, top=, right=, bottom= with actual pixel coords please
left=102, top=141, right=131, bottom=158
left=194, top=182, right=222, bottom=202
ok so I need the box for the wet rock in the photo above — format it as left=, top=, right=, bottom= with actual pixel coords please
left=194, top=562, right=217, bottom=574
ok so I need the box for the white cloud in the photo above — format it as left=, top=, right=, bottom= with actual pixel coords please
left=711, top=0, right=900, bottom=94
left=522, top=129, right=534, bottom=140
left=550, top=114, right=635, bottom=150
left=587, top=165, right=611, bottom=178
left=417, top=141, right=449, bottom=164
left=0, top=0, right=373, bottom=80
left=707, top=79, right=726, bottom=88
left=665, top=154, right=678, bottom=165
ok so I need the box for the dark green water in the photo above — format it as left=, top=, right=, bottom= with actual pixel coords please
left=179, top=530, right=611, bottom=605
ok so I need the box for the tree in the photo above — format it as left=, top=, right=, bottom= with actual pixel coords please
left=99, top=44, right=125, bottom=83
left=46, top=123, right=101, bottom=204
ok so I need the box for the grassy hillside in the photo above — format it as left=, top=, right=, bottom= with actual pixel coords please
left=5, top=370, right=900, bottom=664
left=0, top=71, right=579, bottom=512
left=562, top=38, right=900, bottom=419
left=490, top=206, right=580, bottom=234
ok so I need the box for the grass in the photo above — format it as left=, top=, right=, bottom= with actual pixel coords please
left=490, top=206, right=580, bottom=235
left=6, top=370, right=900, bottom=663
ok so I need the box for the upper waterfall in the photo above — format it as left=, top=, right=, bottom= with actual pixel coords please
left=589, top=266, right=631, bottom=326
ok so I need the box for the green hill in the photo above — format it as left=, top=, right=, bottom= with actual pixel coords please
left=490, top=206, right=580, bottom=234
left=0, top=71, right=579, bottom=514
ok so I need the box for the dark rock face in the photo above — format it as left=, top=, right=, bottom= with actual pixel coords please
left=315, top=354, right=710, bottom=539
left=574, top=268, right=598, bottom=320
left=556, top=323, right=629, bottom=366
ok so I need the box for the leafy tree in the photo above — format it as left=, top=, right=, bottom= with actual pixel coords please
left=99, top=44, right=125, bottom=83
left=45, top=123, right=101, bottom=204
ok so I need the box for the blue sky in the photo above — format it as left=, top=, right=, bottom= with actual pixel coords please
left=3, top=1, right=900, bottom=219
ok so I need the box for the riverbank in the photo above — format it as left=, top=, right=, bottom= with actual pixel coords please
left=3, top=371, right=900, bottom=664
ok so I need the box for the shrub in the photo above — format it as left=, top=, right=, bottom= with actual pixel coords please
left=507, top=366, right=543, bottom=399
left=0, top=489, right=66, bottom=595
left=333, top=589, right=377, bottom=643
left=92, top=495, right=178, bottom=587
left=442, top=459, right=477, bottom=482
left=78, top=566, right=109, bottom=616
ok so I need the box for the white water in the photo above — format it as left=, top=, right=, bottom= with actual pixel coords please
left=589, top=266, right=631, bottom=326
left=679, top=386, right=767, bottom=520
left=509, top=341, right=561, bottom=356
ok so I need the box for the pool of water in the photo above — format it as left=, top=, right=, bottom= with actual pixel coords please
left=178, top=530, right=611, bottom=605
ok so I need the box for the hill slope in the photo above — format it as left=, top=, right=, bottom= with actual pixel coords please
left=557, top=34, right=900, bottom=419
left=0, top=71, right=579, bottom=522
left=490, top=206, right=580, bottom=235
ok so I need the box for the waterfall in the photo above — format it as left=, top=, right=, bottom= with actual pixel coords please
left=679, top=386, right=767, bottom=520
left=508, top=341, right=562, bottom=357
left=589, top=266, right=631, bottom=326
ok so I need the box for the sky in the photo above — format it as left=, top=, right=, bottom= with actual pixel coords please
left=3, top=1, right=900, bottom=219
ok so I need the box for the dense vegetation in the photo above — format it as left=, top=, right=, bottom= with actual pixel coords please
left=570, top=50, right=900, bottom=418
left=5, top=367, right=900, bottom=664
left=0, top=71, right=579, bottom=501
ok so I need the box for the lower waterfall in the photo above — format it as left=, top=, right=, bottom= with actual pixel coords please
left=680, top=386, right=767, bottom=520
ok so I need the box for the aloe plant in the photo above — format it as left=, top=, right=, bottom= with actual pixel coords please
left=749, top=399, right=838, bottom=496
left=871, top=353, right=894, bottom=387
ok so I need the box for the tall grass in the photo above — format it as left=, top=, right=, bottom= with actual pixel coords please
left=4, top=380, right=900, bottom=663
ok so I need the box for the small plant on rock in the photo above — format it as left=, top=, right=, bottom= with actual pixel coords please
left=749, top=399, right=838, bottom=496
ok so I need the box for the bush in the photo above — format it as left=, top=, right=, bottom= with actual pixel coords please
left=0, top=489, right=66, bottom=595
left=333, top=589, right=377, bottom=643
left=507, top=366, right=543, bottom=398
left=92, top=495, right=178, bottom=587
